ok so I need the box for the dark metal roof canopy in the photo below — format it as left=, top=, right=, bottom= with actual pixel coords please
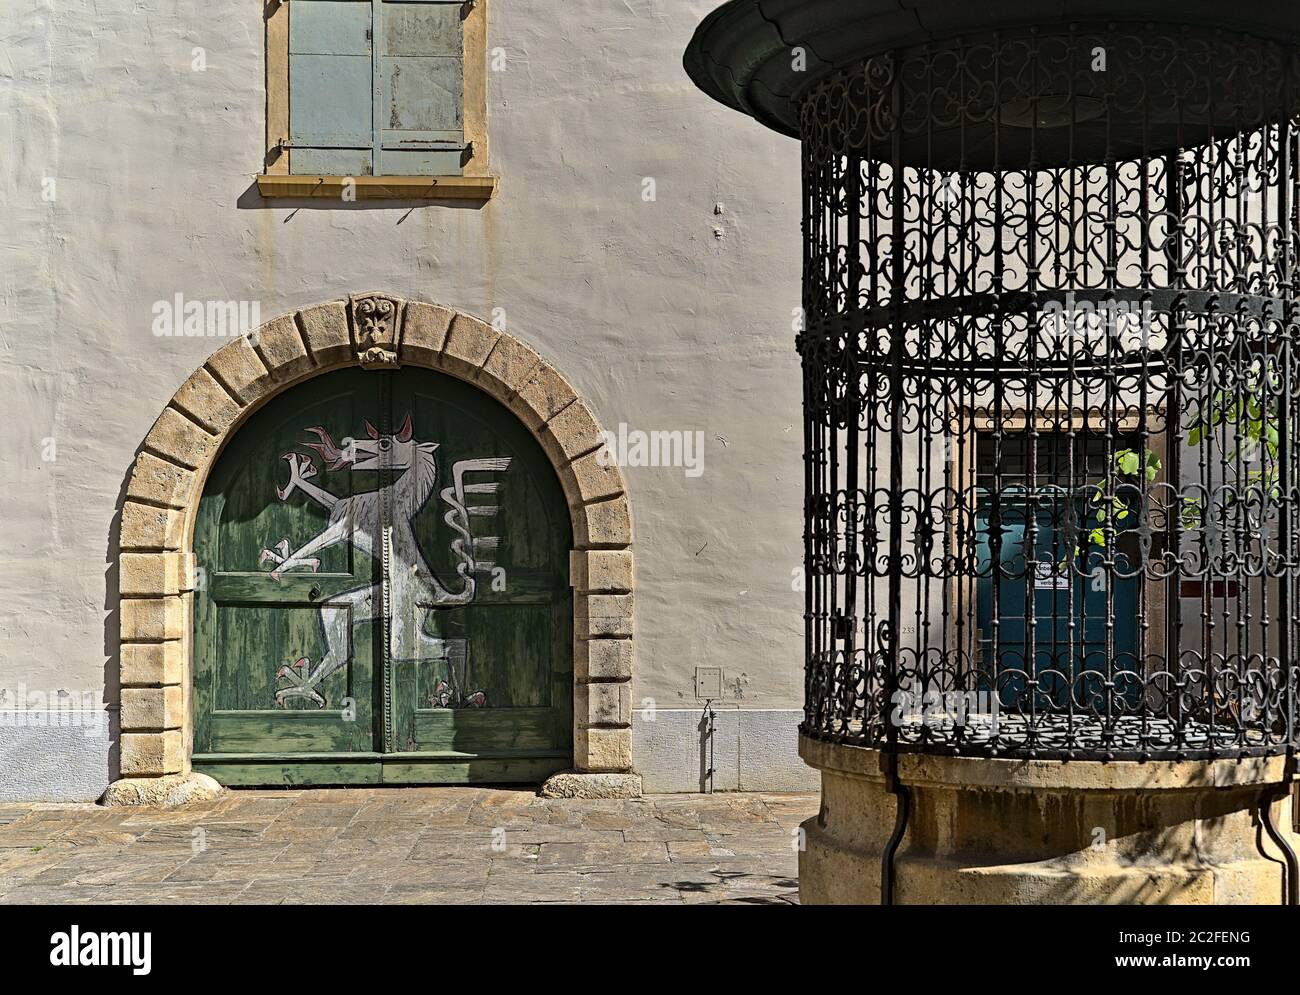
left=685, top=0, right=1300, bottom=160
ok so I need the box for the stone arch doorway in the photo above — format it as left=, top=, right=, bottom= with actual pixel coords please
left=106, top=294, right=637, bottom=803
left=193, top=366, right=575, bottom=784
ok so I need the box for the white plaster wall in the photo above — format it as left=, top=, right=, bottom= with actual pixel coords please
left=633, top=708, right=819, bottom=793
left=0, top=1, right=807, bottom=796
left=0, top=711, right=115, bottom=802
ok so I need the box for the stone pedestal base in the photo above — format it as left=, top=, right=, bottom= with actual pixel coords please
left=539, top=771, right=642, bottom=799
left=101, top=772, right=223, bottom=808
left=798, top=735, right=1296, bottom=905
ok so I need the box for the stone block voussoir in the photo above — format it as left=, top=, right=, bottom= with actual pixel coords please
left=171, top=367, right=242, bottom=435
left=206, top=336, right=274, bottom=406
left=441, top=313, right=501, bottom=378
left=511, top=363, right=578, bottom=429
left=120, top=501, right=185, bottom=551
left=126, top=452, right=195, bottom=510
left=256, top=313, right=313, bottom=381
left=297, top=301, right=353, bottom=366
left=142, top=407, right=216, bottom=471
left=399, top=300, right=455, bottom=366
left=576, top=495, right=633, bottom=549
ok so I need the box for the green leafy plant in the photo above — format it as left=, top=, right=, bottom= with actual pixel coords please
left=1084, top=356, right=1282, bottom=556
left=1077, top=448, right=1155, bottom=554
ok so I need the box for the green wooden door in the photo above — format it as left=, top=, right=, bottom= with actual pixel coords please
left=193, top=367, right=573, bottom=785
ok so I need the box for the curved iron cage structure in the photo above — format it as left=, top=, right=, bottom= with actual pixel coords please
left=799, top=24, right=1300, bottom=760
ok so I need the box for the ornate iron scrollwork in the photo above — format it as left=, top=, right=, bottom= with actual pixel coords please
left=798, top=25, right=1300, bottom=761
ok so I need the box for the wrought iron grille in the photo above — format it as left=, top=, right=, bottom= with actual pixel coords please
left=799, top=24, right=1300, bottom=760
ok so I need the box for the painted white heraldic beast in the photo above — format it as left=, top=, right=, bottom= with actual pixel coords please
left=259, top=413, right=510, bottom=710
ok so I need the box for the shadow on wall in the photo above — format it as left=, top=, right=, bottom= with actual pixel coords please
left=697, top=704, right=714, bottom=793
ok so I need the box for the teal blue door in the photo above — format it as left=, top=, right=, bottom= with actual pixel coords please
left=974, top=435, right=1139, bottom=710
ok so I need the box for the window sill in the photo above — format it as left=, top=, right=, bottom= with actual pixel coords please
left=256, top=175, right=497, bottom=201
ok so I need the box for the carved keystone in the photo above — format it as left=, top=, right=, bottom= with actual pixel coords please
left=350, top=293, right=402, bottom=369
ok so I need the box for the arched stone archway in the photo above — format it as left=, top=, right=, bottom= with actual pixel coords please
left=105, top=294, right=638, bottom=804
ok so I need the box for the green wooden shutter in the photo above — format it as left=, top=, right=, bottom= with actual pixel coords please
left=288, top=0, right=376, bottom=175
left=378, top=0, right=466, bottom=175
left=288, top=0, right=467, bottom=177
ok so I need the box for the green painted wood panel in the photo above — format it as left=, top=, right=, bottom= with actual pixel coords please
left=288, top=0, right=374, bottom=160
left=194, top=756, right=568, bottom=787
left=412, top=707, right=557, bottom=751
left=292, top=147, right=374, bottom=176
left=377, top=148, right=463, bottom=175
left=382, top=1, right=463, bottom=57
left=386, top=371, right=572, bottom=758
left=290, top=0, right=373, bottom=56
left=377, top=0, right=464, bottom=175
left=288, top=0, right=467, bottom=176
left=379, top=57, right=463, bottom=135
left=289, top=53, right=374, bottom=148
left=192, top=367, right=573, bottom=786
left=193, top=760, right=383, bottom=787
left=194, top=370, right=380, bottom=765
left=380, top=756, right=569, bottom=785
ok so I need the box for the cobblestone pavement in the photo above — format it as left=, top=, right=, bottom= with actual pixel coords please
left=0, top=789, right=817, bottom=905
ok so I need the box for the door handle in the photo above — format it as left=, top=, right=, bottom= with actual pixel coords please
left=309, top=585, right=322, bottom=601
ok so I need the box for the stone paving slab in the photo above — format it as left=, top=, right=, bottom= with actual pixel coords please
left=0, top=789, right=817, bottom=905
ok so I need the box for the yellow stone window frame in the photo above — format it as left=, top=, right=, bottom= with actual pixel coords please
left=257, top=0, right=496, bottom=201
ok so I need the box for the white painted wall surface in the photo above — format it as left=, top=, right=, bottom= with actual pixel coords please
left=0, top=0, right=806, bottom=798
